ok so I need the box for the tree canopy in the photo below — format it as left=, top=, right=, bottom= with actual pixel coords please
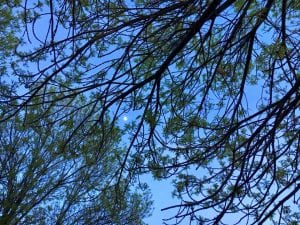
left=0, top=97, right=151, bottom=225
left=0, top=0, right=299, bottom=224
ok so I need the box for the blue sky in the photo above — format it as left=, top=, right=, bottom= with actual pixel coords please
left=142, top=175, right=177, bottom=225
left=7, top=1, right=299, bottom=224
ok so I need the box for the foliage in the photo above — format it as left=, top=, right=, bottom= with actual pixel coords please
left=0, top=96, right=151, bottom=225
left=0, top=0, right=299, bottom=224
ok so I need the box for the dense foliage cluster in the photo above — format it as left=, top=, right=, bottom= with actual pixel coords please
left=0, top=0, right=299, bottom=224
